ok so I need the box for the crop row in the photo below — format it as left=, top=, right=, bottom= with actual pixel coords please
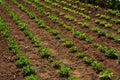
left=32, top=0, right=120, bottom=62
left=13, top=0, right=120, bottom=79
left=54, top=0, right=120, bottom=34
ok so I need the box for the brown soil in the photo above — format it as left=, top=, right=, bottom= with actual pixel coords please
left=0, top=33, right=24, bottom=80
left=0, top=0, right=120, bottom=80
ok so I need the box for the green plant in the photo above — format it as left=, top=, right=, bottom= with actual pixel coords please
left=69, top=46, right=77, bottom=53
left=39, top=47, right=51, bottom=58
left=99, top=21, right=106, bottom=26
left=98, top=29, right=106, bottom=36
left=91, top=61, right=104, bottom=72
left=22, top=65, right=35, bottom=76
left=105, top=49, right=118, bottom=59
left=82, top=22, right=89, bottom=28
left=57, top=66, right=71, bottom=77
left=31, top=37, right=41, bottom=47
left=63, top=40, right=73, bottom=48
left=18, top=22, right=26, bottom=30
left=50, top=29, right=59, bottom=36
left=76, top=52, right=85, bottom=58
left=65, top=76, right=78, bottom=80
left=95, top=13, right=100, bottom=17
left=25, top=74, right=38, bottom=80
left=105, top=23, right=112, bottom=28
left=99, top=70, right=113, bottom=80
left=98, top=45, right=107, bottom=53
left=77, top=33, right=87, bottom=40
left=85, top=37, right=93, bottom=43
left=53, top=61, right=61, bottom=68
left=106, top=33, right=115, bottom=39
left=112, top=19, right=120, bottom=24
left=92, top=27, right=99, bottom=32
left=84, top=57, right=93, bottom=65
left=16, top=56, right=30, bottom=67
left=95, top=19, right=100, bottom=24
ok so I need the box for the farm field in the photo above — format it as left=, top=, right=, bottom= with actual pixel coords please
left=0, top=0, right=120, bottom=80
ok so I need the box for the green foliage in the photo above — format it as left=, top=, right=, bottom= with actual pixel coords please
left=69, top=46, right=77, bottom=53
left=63, top=40, right=73, bottom=48
left=25, top=74, right=38, bottom=80
left=76, top=52, right=85, bottom=58
left=99, top=70, right=113, bottom=80
left=16, top=56, right=30, bottom=67
left=22, top=65, right=35, bottom=76
left=105, top=23, right=112, bottom=28
left=81, top=22, right=89, bottom=28
left=57, top=66, right=71, bottom=76
left=91, top=61, right=104, bottom=72
left=98, top=29, right=106, bottom=36
left=92, top=27, right=99, bottom=32
left=39, top=47, right=51, bottom=58
left=18, top=22, right=26, bottom=30
left=48, top=15, right=58, bottom=22
left=84, top=57, right=93, bottom=65
left=106, top=33, right=115, bottom=39
left=105, top=49, right=118, bottom=58
left=53, top=61, right=61, bottom=68
left=98, top=45, right=107, bottom=53
left=50, top=29, right=59, bottom=36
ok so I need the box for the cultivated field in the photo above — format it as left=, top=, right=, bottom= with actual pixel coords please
left=0, top=0, right=120, bottom=80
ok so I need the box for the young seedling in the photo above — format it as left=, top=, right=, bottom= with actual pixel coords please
left=25, top=74, right=38, bottom=80
left=57, top=66, right=71, bottom=77
left=22, top=65, right=35, bottom=76
left=99, top=70, right=113, bottom=80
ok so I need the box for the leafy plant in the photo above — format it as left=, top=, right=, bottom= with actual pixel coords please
left=18, top=22, right=26, bottom=30
left=106, top=33, right=115, bottom=39
left=53, top=61, right=61, bottom=68
left=99, top=21, right=106, bottom=26
left=91, top=61, right=104, bottom=72
left=25, top=74, right=38, bottom=80
left=84, top=57, right=93, bottom=65
left=76, top=52, right=85, bottom=58
left=39, top=47, right=51, bottom=58
left=105, top=23, right=112, bottom=28
left=98, top=45, right=107, bottom=53
left=22, top=65, right=35, bottom=76
left=57, top=66, right=71, bottom=77
left=95, top=19, right=100, bottom=24
left=63, top=40, right=73, bottom=48
left=69, top=46, right=77, bottom=53
left=105, top=49, right=118, bottom=59
left=82, top=22, right=89, bottom=28
left=16, top=56, right=30, bottom=67
left=50, top=29, right=59, bottom=36
left=92, top=27, right=99, bottom=32
left=99, top=70, right=113, bottom=80
left=98, top=29, right=106, bottom=36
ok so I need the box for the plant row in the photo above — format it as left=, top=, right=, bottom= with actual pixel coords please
left=11, top=0, right=77, bottom=79
left=30, top=0, right=120, bottom=62
left=17, top=0, right=120, bottom=79
left=44, top=0, right=91, bottom=20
